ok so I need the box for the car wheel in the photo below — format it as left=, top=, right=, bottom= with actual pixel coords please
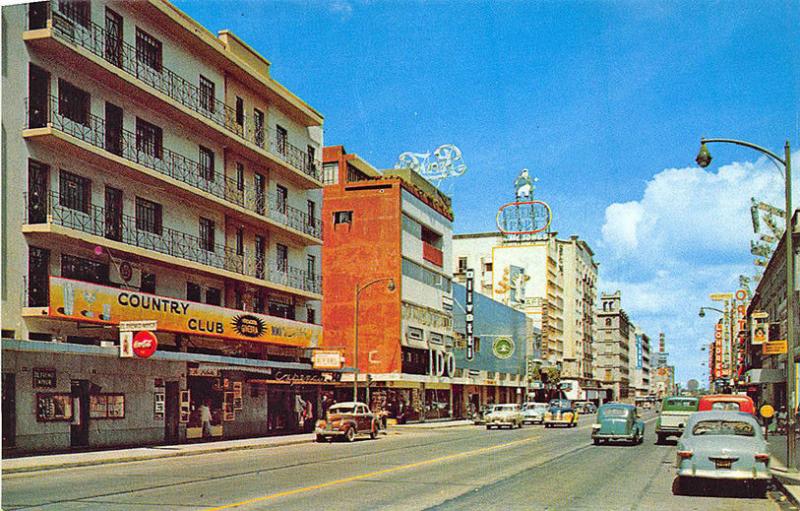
left=674, top=476, right=692, bottom=496
left=593, top=438, right=600, bottom=445
left=751, top=481, right=768, bottom=498
left=344, top=427, right=355, bottom=442
left=316, top=434, right=325, bottom=443
left=656, top=434, right=664, bottom=445
left=486, top=425, right=492, bottom=430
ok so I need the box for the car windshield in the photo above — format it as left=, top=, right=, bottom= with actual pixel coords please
left=601, top=408, right=629, bottom=417
left=328, top=406, right=355, bottom=415
left=710, top=401, right=741, bottom=411
left=663, top=398, right=698, bottom=411
left=691, top=420, right=755, bottom=437
left=494, top=405, right=516, bottom=412
left=549, top=400, right=570, bottom=408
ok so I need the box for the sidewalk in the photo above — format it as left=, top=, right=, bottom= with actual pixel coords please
left=2, top=419, right=472, bottom=475
left=768, top=434, right=800, bottom=505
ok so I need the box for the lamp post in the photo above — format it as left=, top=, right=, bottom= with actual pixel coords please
left=354, top=277, right=396, bottom=404
left=696, top=138, right=795, bottom=470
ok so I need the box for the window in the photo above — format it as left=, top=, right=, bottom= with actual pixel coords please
left=28, top=246, right=50, bottom=307
left=58, top=79, right=90, bottom=126
left=199, top=75, right=215, bottom=113
left=401, top=258, right=451, bottom=292
left=235, top=228, right=244, bottom=256
left=307, top=200, right=316, bottom=225
left=135, top=28, right=162, bottom=72
left=141, top=272, right=156, bottom=294
left=605, top=318, right=612, bottom=327
left=234, top=288, right=244, bottom=310
left=135, top=197, right=162, bottom=235
left=334, top=211, right=353, bottom=225
left=235, top=96, right=244, bottom=126
left=199, top=146, right=214, bottom=181
left=322, top=162, right=339, bottom=185
left=59, top=0, right=90, bottom=27
left=307, top=307, right=315, bottom=324
left=253, top=108, right=265, bottom=148
left=276, top=185, right=288, bottom=214
left=457, top=257, right=467, bottom=273
left=59, top=170, right=91, bottom=214
left=199, top=218, right=215, bottom=252
left=236, top=162, right=244, bottom=191
left=136, top=118, right=163, bottom=159
left=307, top=254, right=316, bottom=279
left=276, top=125, right=288, bottom=155
left=306, top=145, right=316, bottom=172
left=61, top=254, right=109, bottom=284
left=276, top=244, right=288, bottom=272
left=206, top=287, right=221, bottom=306
left=253, top=291, right=265, bottom=313
left=186, top=282, right=201, bottom=302
left=484, top=262, right=493, bottom=272
left=254, top=173, right=266, bottom=214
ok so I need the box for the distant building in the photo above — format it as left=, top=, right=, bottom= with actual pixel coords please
left=594, top=291, right=631, bottom=401
left=629, top=326, right=652, bottom=398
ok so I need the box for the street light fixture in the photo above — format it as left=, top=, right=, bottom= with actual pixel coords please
left=695, top=137, right=795, bottom=470
left=698, top=306, right=725, bottom=318
left=354, top=277, right=396, bottom=405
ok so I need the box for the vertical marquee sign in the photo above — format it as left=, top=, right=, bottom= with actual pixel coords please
left=465, top=269, right=475, bottom=360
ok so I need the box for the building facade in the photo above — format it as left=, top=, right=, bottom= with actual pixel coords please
left=2, top=0, right=329, bottom=454
left=321, top=146, right=458, bottom=422
left=629, top=326, right=651, bottom=398
left=595, top=291, right=631, bottom=401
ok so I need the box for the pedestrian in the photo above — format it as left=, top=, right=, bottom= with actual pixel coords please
left=200, top=400, right=212, bottom=439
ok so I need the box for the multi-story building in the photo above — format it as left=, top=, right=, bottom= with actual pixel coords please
left=652, top=333, right=675, bottom=398
left=2, top=0, right=327, bottom=454
left=629, top=326, right=651, bottom=398
left=556, top=236, right=598, bottom=384
left=595, top=291, right=631, bottom=401
left=321, top=146, right=457, bottom=422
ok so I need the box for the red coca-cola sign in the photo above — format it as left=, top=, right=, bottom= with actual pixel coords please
left=133, top=331, right=158, bottom=358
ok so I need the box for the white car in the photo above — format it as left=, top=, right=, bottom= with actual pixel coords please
left=522, top=402, right=549, bottom=424
left=486, top=404, right=524, bottom=429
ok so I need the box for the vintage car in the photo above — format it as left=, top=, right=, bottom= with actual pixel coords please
left=472, top=404, right=496, bottom=425
left=675, top=411, right=770, bottom=496
left=698, top=394, right=756, bottom=416
left=591, top=403, right=644, bottom=445
left=575, top=401, right=597, bottom=414
left=522, top=402, right=549, bottom=424
left=315, top=402, right=379, bottom=442
left=485, top=404, right=524, bottom=429
left=544, top=399, right=579, bottom=428
left=656, top=396, right=699, bottom=443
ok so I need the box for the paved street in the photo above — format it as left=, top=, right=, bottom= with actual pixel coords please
left=2, top=415, right=792, bottom=511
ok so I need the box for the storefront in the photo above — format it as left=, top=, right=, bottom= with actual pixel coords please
left=424, top=383, right=452, bottom=420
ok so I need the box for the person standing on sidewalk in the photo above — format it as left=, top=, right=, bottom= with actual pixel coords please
left=200, top=400, right=213, bottom=439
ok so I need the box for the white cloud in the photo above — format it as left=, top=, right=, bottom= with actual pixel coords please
left=597, top=151, right=800, bottom=385
left=328, top=0, right=353, bottom=20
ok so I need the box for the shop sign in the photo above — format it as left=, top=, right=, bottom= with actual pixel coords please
left=133, top=331, right=158, bottom=358
left=119, top=320, right=158, bottom=332
left=466, top=269, right=474, bottom=360
left=49, top=277, right=321, bottom=348
left=752, top=318, right=769, bottom=345
left=492, top=337, right=515, bottom=359
left=273, top=370, right=340, bottom=384
left=189, top=367, right=220, bottom=377
left=32, top=368, right=56, bottom=388
left=763, top=340, right=788, bottom=355
left=709, top=293, right=733, bottom=301
left=485, top=379, right=497, bottom=385
left=312, top=350, right=344, bottom=370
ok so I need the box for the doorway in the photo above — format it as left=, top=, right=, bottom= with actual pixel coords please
left=70, top=380, right=90, bottom=447
left=164, top=381, right=179, bottom=443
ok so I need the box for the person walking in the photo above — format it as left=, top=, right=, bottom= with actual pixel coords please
left=200, top=400, right=213, bottom=439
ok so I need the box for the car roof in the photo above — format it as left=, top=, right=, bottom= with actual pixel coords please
left=686, top=410, right=757, bottom=425
left=600, top=403, right=634, bottom=410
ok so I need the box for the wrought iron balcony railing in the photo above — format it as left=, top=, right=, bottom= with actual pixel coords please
left=28, top=2, right=321, bottom=181
left=25, top=95, right=323, bottom=241
left=25, top=191, right=322, bottom=295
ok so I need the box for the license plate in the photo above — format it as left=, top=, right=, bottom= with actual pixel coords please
left=715, top=459, right=732, bottom=469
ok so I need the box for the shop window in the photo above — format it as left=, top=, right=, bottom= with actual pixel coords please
left=141, top=272, right=156, bottom=294
left=186, top=282, right=201, bottom=302
left=206, top=287, right=221, bottom=306
left=334, top=211, right=353, bottom=225
left=58, top=79, right=90, bottom=126
left=59, top=170, right=91, bottom=214
left=135, top=27, right=162, bottom=72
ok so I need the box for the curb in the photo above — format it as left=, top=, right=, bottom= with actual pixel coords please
left=772, top=473, right=800, bottom=507
left=2, top=438, right=313, bottom=475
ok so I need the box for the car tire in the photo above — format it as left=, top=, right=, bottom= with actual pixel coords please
left=656, top=433, right=664, bottom=445
left=344, top=427, right=355, bottom=442
left=751, top=481, right=768, bottom=498
left=486, top=425, right=492, bottom=430
left=593, top=438, right=600, bottom=445
left=316, top=434, right=325, bottom=443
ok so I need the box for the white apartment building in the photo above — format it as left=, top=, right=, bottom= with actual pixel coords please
left=1, top=0, right=328, bottom=454
left=629, top=326, right=652, bottom=398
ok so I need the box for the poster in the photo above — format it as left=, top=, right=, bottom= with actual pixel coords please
left=36, top=393, right=73, bottom=422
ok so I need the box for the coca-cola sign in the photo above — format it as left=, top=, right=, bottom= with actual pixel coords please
left=132, top=331, right=158, bottom=359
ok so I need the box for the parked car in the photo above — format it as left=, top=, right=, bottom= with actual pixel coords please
left=544, top=399, right=579, bottom=428
left=591, top=403, right=644, bottom=445
left=675, top=410, right=770, bottom=496
left=575, top=401, right=597, bottom=414
left=656, top=396, right=699, bottom=443
left=698, top=394, right=756, bottom=416
left=472, top=404, right=496, bottom=425
left=485, top=404, right=524, bottom=429
left=315, top=402, right=379, bottom=442
left=522, top=402, right=549, bottom=424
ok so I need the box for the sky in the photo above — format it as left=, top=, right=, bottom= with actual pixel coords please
left=175, top=0, right=799, bottom=386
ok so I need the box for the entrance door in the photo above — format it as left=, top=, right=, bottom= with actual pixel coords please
left=105, top=102, right=123, bottom=156
left=2, top=374, right=16, bottom=449
left=104, top=186, right=123, bottom=241
left=70, top=380, right=90, bottom=447
left=28, top=64, right=50, bottom=128
left=164, top=381, right=179, bottom=443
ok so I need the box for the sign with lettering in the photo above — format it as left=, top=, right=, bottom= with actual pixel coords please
left=465, top=269, right=474, bottom=360
left=763, top=340, right=788, bottom=355
left=32, top=368, right=56, bottom=388
left=48, top=277, right=321, bottom=348
left=133, top=331, right=158, bottom=358
left=312, top=350, right=344, bottom=370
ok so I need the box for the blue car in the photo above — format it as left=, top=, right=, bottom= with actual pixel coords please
left=591, top=403, right=644, bottom=445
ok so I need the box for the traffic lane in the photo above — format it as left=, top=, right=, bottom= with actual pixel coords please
left=430, top=424, right=783, bottom=511
left=1, top=425, right=546, bottom=510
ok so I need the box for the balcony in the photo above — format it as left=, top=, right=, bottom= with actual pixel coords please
left=25, top=2, right=322, bottom=186
left=422, top=242, right=443, bottom=267
left=24, top=95, right=322, bottom=243
left=24, top=191, right=322, bottom=297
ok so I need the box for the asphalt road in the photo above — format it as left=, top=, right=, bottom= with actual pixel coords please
left=2, top=414, right=794, bottom=511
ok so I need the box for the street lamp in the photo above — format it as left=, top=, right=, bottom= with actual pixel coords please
left=695, top=137, right=795, bottom=470
left=698, top=306, right=725, bottom=318
left=354, top=277, right=396, bottom=404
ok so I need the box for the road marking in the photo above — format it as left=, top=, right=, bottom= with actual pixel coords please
left=203, top=435, right=539, bottom=510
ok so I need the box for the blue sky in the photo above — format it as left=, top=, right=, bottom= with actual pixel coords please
left=176, top=0, right=799, bottom=386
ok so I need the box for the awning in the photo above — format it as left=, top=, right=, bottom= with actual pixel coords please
left=745, top=368, right=784, bottom=384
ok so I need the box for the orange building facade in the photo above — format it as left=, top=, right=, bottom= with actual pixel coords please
left=322, top=146, right=460, bottom=421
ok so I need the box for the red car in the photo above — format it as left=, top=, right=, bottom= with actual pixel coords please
left=698, top=394, right=756, bottom=415
left=315, top=402, right=379, bottom=442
